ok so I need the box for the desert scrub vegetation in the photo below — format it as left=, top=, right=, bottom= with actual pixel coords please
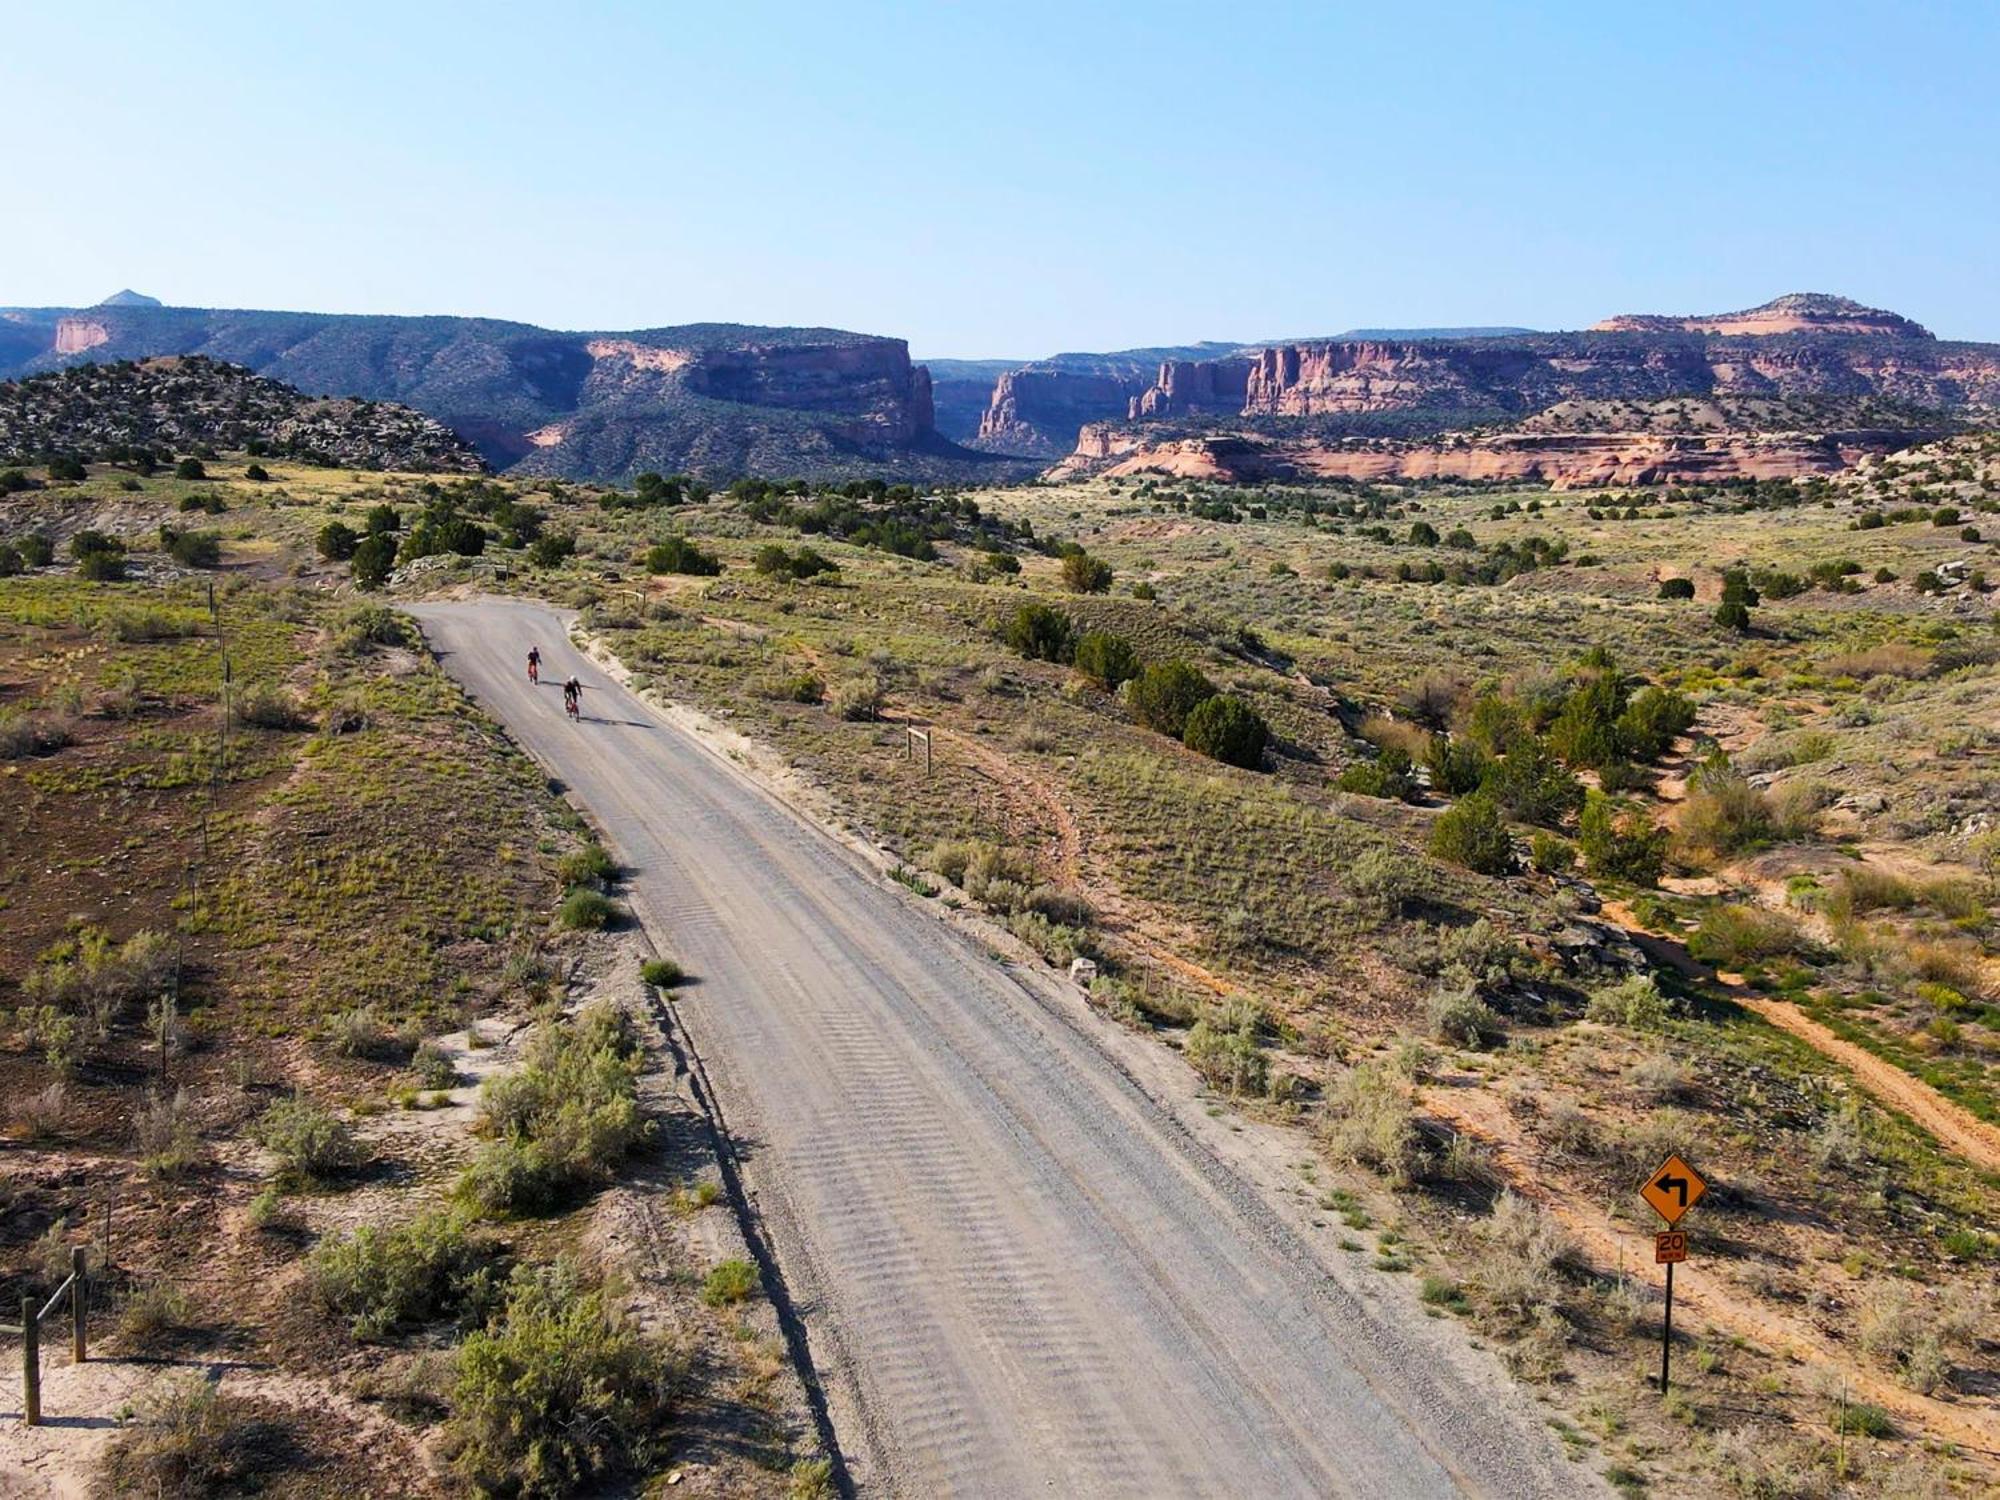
left=19, top=924, right=175, bottom=1041
left=252, top=1094, right=362, bottom=1184
left=448, top=1259, right=685, bottom=1499
left=1182, top=1001, right=1271, bottom=1096
left=310, top=1208, right=502, bottom=1339
left=459, top=1002, right=649, bottom=1214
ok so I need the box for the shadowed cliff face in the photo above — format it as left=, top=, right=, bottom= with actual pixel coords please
left=0, top=305, right=977, bottom=481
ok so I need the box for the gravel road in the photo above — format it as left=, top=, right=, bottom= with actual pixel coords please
left=411, top=598, right=1595, bottom=1499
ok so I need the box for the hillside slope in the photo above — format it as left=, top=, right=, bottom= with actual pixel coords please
left=0, top=356, right=485, bottom=471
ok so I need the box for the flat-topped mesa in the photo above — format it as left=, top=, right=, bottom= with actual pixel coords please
left=1590, top=293, right=1935, bottom=340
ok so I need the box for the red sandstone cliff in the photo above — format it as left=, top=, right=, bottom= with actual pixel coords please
left=1055, top=420, right=1947, bottom=489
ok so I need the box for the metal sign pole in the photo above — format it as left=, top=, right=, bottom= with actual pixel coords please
left=1660, top=1259, right=1674, bottom=1395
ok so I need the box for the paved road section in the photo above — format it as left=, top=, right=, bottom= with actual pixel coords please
left=412, top=598, right=1592, bottom=1499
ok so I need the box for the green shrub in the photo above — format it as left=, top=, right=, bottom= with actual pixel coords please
left=1073, top=631, right=1140, bottom=689
left=162, top=527, right=222, bottom=568
left=1586, top=974, right=1670, bottom=1030
left=640, top=958, right=685, bottom=988
left=175, top=457, right=206, bottom=480
left=413, top=1040, right=459, bottom=1090
left=1675, top=755, right=1773, bottom=860
left=17, top=532, right=53, bottom=568
left=334, top=602, right=411, bottom=651
left=1058, top=550, right=1114, bottom=593
left=1004, top=603, right=1074, bottom=662
left=310, top=1209, right=498, bottom=1339
left=1338, top=747, right=1420, bottom=802
left=1616, top=686, right=1697, bottom=762
left=753, top=544, right=837, bottom=581
left=1182, top=695, right=1268, bottom=769
left=78, top=549, right=128, bottom=581
left=451, top=1261, right=680, bottom=1498
left=558, top=887, right=617, bottom=930
left=701, top=1259, right=759, bottom=1307
left=352, top=533, right=397, bottom=589
left=1528, top=831, right=1574, bottom=874
left=1128, top=660, right=1215, bottom=738
left=235, top=684, right=306, bottom=730
left=556, top=843, right=618, bottom=889
left=253, top=1096, right=360, bottom=1184
left=1424, top=734, right=1488, bottom=795
left=1481, top=737, right=1583, bottom=827
left=644, top=536, right=721, bottom=576
left=1428, top=793, right=1512, bottom=874
left=527, top=533, right=577, bottom=568
left=1320, top=1063, right=1420, bottom=1185
left=317, top=521, right=360, bottom=561
left=1657, top=577, right=1695, bottom=600
left=1578, top=793, right=1667, bottom=886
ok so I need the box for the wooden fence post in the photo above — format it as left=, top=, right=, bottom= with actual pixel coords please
left=71, top=1246, right=86, bottom=1364
left=21, top=1295, right=38, bottom=1427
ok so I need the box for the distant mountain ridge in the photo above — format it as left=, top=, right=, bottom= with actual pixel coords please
left=0, top=301, right=1026, bottom=484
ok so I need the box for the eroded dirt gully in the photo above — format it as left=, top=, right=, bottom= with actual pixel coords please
left=408, top=597, right=1598, bottom=1499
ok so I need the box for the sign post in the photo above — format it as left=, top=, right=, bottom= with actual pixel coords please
left=1640, top=1154, right=1707, bottom=1396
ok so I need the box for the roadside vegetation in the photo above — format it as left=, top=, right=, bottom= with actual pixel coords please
left=0, top=490, right=826, bottom=1494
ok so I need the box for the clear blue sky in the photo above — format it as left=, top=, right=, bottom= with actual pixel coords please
left=3, top=2, right=1994, bottom=356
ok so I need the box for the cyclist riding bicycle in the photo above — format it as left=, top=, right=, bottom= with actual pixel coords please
left=562, top=677, right=582, bottom=720
left=526, top=645, right=541, bottom=683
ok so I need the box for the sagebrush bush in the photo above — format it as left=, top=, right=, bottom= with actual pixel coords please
left=0, top=707, right=75, bottom=759
left=253, top=1095, right=360, bottom=1184
left=1426, top=984, right=1500, bottom=1049
left=1585, top=974, right=1669, bottom=1030
left=451, top=1260, right=682, bottom=1498
left=556, top=842, right=618, bottom=889
left=1320, top=1062, right=1419, bottom=1185
left=310, top=1209, right=499, bottom=1339
left=1687, top=903, right=1803, bottom=968
left=1183, top=1011, right=1268, bottom=1097
left=136, top=1088, right=204, bottom=1178
left=460, top=1004, right=648, bottom=1214
left=640, top=957, right=685, bottom=988
left=22, top=925, right=174, bottom=1037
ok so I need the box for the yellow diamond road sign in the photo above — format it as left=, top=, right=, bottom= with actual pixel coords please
left=1641, top=1154, right=1708, bottom=1225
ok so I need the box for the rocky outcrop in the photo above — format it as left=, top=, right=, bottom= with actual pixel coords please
left=1055, top=421, right=1947, bottom=489
left=1130, top=358, right=1255, bottom=419
left=1591, top=293, right=1932, bottom=339
left=977, top=369, right=1150, bottom=457
left=53, top=318, right=109, bottom=356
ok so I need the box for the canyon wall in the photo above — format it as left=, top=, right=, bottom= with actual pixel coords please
left=1058, top=423, right=1947, bottom=489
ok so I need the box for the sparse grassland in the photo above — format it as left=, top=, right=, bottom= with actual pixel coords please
left=0, top=487, right=824, bottom=1494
